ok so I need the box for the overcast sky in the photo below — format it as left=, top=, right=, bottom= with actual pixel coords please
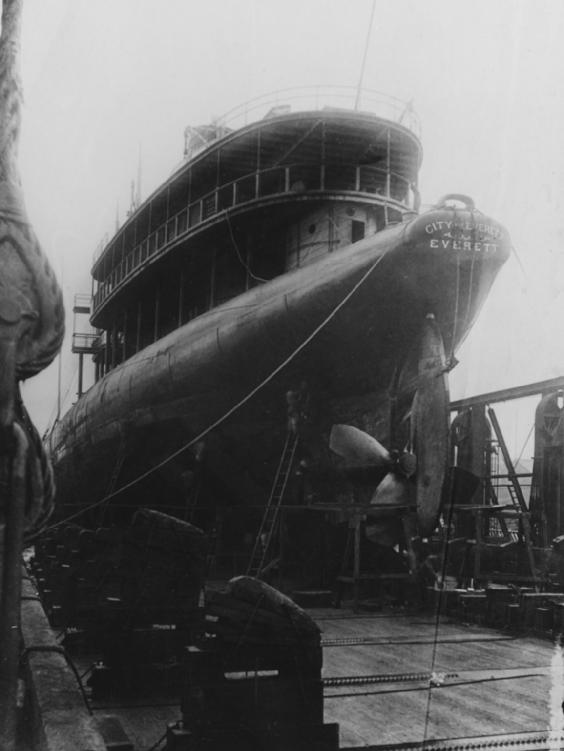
left=15, top=0, right=564, bottom=452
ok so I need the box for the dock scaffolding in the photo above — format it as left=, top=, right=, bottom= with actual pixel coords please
left=71, top=293, right=99, bottom=398
left=449, top=375, right=564, bottom=590
left=243, top=376, right=564, bottom=609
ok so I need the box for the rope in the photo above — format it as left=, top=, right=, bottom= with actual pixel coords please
left=327, top=211, right=342, bottom=246
left=462, top=233, right=479, bottom=333
left=43, top=244, right=393, bottom=533
left=225, top=211, right=268, bottom=283
left=421, top=469, right=457, bottom=744
left=510, top=242, right=527, bottom=278
left=449, top=232, right=462, bottom=364
left=42, top=360, right=79, bottom=438
left=514, top=421, right=534, bottom=469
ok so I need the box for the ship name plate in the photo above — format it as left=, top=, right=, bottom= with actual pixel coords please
left=424, top=220, right=501, bottom=253
left=428, top=238, right=498, bottom=253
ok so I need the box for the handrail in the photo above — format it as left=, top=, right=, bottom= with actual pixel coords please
left=91, top=160, right=415, bottom=316
left=215, top=85, right=420, bottom=138
left=92, top=87, right=420, bottom=270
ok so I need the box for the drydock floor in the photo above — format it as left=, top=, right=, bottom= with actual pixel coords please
left=317, top=608, right=560, bottom=749
left=15, top=591, right=564, bottom=750
left=60, top=607, right=564, bottom=750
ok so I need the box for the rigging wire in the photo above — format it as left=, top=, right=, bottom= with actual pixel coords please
left=225, top=210, right=268, bottom=283
left=462, top=236, right=479, bottom=334
left=449, top=248, right=462, bottom=365
left=510, top=242, right=527, bottom=279
left=514, top=420, right=535, bottom=469
left=354, top=0, right=377, bottom=110
left=42, top=361, right=80, bottom=436
left=422, top=470, right=457, bottom=744
left=421, top=211, right=510, bottom=745
left=42, top=244, right=394, bottom=534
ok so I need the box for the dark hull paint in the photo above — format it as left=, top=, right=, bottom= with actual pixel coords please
left=49, top=206, right=510, bottom=518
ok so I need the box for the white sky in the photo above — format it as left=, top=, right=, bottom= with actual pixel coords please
left=15, top=0, right=564, bottom=454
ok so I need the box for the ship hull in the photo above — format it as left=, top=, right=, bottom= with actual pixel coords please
left=49, top=205, right=510, bottom=521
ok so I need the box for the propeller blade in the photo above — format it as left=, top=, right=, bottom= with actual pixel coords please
left=413, top=315, right=450, bottom=536
left=370, top=471, right=411, bottom=507
left=329, top=424, right=391, bottom=468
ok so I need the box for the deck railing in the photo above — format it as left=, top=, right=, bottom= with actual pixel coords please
left=92, top=161, right=414, bottom=314
left=71, top=332, right=100, bottom=355
left=92, top=87, right=419, bottom=270
left=215, top=85, right=420, bottom=139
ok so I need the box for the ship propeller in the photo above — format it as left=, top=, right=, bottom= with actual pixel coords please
left=329, top=314, right=450, bottom=543
left=329, top=424, right=392, bottom=469
left=329, top=424, right=415, bottom=507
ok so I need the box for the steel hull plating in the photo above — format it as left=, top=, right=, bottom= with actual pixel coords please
left=49, top=206, right=510, bottom=518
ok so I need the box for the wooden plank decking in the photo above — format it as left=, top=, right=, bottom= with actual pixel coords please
left=315, top=609, right=561, bottom=749
left=20, top=592, right=564, bottom=750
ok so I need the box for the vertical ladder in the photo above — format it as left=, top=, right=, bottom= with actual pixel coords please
left=247, top=432, right=299, bottom=578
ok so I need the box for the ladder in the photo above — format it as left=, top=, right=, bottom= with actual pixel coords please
left=247, top=432, right=299, bottom=578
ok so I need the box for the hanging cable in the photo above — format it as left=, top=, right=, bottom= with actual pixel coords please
left=225, top=210, right=268, bottom=283
left=421, top=468, right=457, bottom=744
left=514, top=420, right=535, bottom=469
left=462, top=233, right=479, bottom=333
left=42, top=244, right=394, bottom=534
left=510, top=243, right=527, bottom=278
left=449, top=249, right=462, bottom=364
left=42, top=361, right=79, bottom=436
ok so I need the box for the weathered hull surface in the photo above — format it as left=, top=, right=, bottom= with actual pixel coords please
left=49, top=206, right=510, bottom=519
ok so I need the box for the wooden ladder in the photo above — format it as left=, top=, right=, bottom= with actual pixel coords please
left=246, top=432, right=299, bottom=578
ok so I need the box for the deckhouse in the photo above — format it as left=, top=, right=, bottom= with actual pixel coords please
left=89, top=87, right=421, bottom=379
